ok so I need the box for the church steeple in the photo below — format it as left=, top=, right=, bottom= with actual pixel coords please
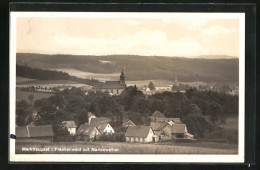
left=120, top=68, right=125, bottom=84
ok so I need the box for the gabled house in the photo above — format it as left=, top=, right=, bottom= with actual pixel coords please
left=62, top=121, right=77, bottom=135
left=150, top=122, right=172, bottom=141
left=91, top=122, right=115, bottom=134
left=121, top=120, right=136, bottom=128
left=125, top=126, right=157, bottom=143
left=76, top=123, right=101, bottom=141
left=16, top=125, right=54, bottom=142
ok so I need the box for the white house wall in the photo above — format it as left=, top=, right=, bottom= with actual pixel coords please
left=146, top=128, right=154, bottom=143
left=68, top=128, right=76, bottom=135
left=103, top=124, right=115, bottom=134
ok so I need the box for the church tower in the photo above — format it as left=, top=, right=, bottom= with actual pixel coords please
left=120, top=69, right=125, bottom=84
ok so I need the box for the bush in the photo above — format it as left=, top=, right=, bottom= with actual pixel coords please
left=98, top=132, right=125, bottom=142
left=203, top=128, right=238, bottom=144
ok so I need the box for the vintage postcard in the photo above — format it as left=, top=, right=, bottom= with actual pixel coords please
left=9, top=12, right=245, bottom=162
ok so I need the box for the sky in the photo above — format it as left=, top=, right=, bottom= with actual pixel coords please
left=16, top=13, right=240, bottom=58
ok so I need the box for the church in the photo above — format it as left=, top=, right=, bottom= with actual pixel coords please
left=92, top=69, right=126, bottom=95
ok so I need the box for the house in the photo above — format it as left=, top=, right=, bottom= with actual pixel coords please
left=76, top=123, right=101, bottom=141
left=171, top=124, right=188, bottom=139
left=92, top=69, right=126, bottom=95
left=121, top=119, right=136, bottom=127
left=150, top=122, right=172, bottom=141
left=90, top=117, right=111, bottom=124
left=125, top=126, right=157, bottom=143
left=62, top=121, right=77, bottom=135
left=88, top=112, right=96, bottom=123
left=16, top=125, right=54, bottom=142
left=90, top=122, right=115, bottom=134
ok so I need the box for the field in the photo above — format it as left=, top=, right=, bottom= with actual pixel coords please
left=16, top=88, right=54, bottom=103
left=15, top=141, right=237, bottom=154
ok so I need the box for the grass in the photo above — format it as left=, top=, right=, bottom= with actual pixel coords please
left=16, top=88, right=54, bottom=103
left=15, top=141, right=238, bottom=154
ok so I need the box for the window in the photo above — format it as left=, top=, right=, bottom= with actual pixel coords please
left=117, top=89, right=119, bottom=94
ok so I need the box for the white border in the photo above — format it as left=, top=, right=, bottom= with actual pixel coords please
left=9, top=12, right=245, bottom=163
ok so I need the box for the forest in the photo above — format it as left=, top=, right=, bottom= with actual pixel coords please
left=16, top=53, right=239, bottom=82
left=16, top=64, right=100, bottom=86
left=16, top=86, right=238, bottom=143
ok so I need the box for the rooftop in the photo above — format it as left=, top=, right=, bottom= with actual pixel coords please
left=125, top=126, right=152, bottom=138
left=16, top=125, right=54, bottom=138
left=62, top=121, right=77, bottom=128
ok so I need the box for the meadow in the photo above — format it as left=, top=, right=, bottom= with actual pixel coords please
left=15, top=141, right=237, bottom=154
left=16, top=88, right=54, bottom=103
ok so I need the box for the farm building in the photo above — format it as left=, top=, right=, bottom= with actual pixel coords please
left=90, top=122, right=115, bottom=134
left=16, top=125, right=54, bottom=142
left=76, top=123, right=101, bottom=141
left=62, top=121, right=77, bottom=135
left=121, top=120, right=136, bottom=127
left=150, top=122, right=172, bottom=141
left=125, top=126, right=157, bottom=143
left=92, top=69, right=126, bottom=95
left=88, top=112, right=96, bottom=123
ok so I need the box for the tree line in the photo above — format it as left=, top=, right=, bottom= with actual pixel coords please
left=16, top=86, right=238, bottom=143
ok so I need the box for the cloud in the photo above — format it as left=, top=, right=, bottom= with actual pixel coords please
left=51, top=29, right=203, bottom=57
left=203, top=25, right=231, bottom=36
left=122, top=19, right=141, bottom=26
left=162, top=18, right=208, bottom=31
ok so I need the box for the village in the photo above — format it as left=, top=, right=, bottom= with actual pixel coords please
left=16, top=70, right=196, bottom=144
left=16, top=110, right=194, bottom=144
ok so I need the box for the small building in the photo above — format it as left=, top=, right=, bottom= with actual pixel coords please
left=121, top=120, right=136, bottom=128
left=125, top=126, right=156, bottom=143
left=62, top=121, right=77, bottom=135
left=171, top=124, right=188, bottom=139
left=150, top=122, right=172, bottom=141
left=91, top=122, right=115, bottom=134
left=92, top=70, right=126, bottom=95
left=76, top=123, right=101, bottom=141
left=16, top=125, right=54, bottom=142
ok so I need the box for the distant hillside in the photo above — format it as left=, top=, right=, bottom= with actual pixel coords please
left=16, top=53, right=239, bottom=83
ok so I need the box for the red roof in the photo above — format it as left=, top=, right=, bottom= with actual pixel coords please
left=125, top=126, right=153, bottom=138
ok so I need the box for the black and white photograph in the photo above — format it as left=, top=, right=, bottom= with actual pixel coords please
left=9, top=12, right=245, bottom=162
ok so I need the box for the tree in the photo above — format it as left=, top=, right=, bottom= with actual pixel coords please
left=182, top=113, right=212, bottom=138
left=16, top=100, right=32, bottom=126
left=74, top=109, right=89, bottom=127
left=148, top=82, right=155, bottom=91
left=28, top=94, right=34, bottom=104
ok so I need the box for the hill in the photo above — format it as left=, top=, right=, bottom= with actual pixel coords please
left=16, top=53, right=239, bottom=83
